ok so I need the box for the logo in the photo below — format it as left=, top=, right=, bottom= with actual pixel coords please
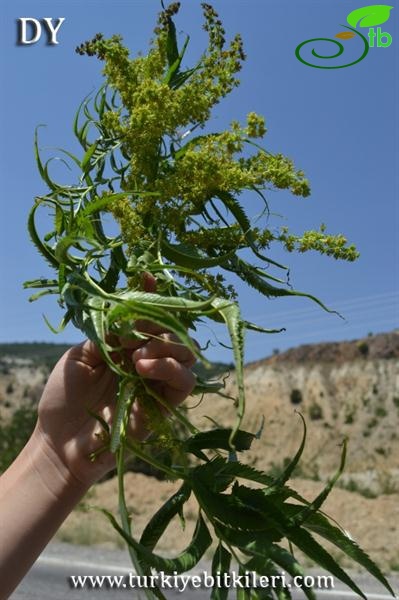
left=295, top=5, right=393, bottom=69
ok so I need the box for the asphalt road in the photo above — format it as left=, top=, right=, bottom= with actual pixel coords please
left=10, top=542, right=399, bottom=600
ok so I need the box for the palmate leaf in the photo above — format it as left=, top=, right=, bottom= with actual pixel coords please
left=206, top=458, right=306, bottom=504
left=98, top=508, right=212, bottom=574
left=283, top=506, right=396, bottom=597
left=288, top=527, right=367, bottom=599
left=190, top=478, right=283, bottom=536
left=229, top=484, right=369, bottom=598
left=245, top=544, right=316, bottom=600
left=214, top=523, right=269, bottom=548
left=140, top=482, right=192, bottom=551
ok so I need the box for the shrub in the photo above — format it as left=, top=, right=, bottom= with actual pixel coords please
left=0, top=405, right=37, bottom=473
left=290, top=388, right=303, bottom=405
left=357, top=341, right=369, bottom=357
left=375, top=407, right=387, bottom=418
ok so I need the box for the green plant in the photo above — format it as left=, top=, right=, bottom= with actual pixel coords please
left=24, top=3, right=394, bottom=599
left=290, top=389, right=303, bottom=405
left=357, top=341, right=369, bottom=357
left=375, top=406, right=387, bottom=418
left=0, top=405, right=38, bottom=473
left=375, top=446, right=387, bottom=456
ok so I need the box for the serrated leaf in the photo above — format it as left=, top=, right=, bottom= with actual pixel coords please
left=23, top=277, right=58, bottom=289
left=273, top=413, right=307, bottom=487
left=224, top=256, right=339, bottom=316
left=291, top=438, right=347, bottom=526
left=55, top=205, right=65, bottom=236
left=255, top=545, right=315, bottom=600
left=106, top=299, right=204, bottom=363
left=191, top=478, right=283, bottom=535
left=140, top=483, right=192, bottom=551
left=184, top=428, right=255, bottom=453
left=215, top=190, right=286, bottom=270
left=110, top=378, right=137, bottom=452
left=161, top=239, right=236, bottom=268
left=27, top=201, right=59, bottom=269
left=242, top=556, right=292, bottom=600
left=347, top=5, right=393, bottom=28
left=99, top=508, right=212, bottom=574
left=211, top=543, right=232, bottom=600
left=284, top=506, right=396, bottom=597
left=288, top=528, right=367, bottom=599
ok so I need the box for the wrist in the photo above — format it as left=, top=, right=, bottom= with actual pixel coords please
left=28, top=424, right=90, bottom=500
left=0, top=425, right=89, bottom=599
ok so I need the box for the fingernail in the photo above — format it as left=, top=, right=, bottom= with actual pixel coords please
left=133, top=347, right=146, bottom=362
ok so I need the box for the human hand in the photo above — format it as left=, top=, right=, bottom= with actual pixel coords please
left=33, top=274, right=197, bottom=490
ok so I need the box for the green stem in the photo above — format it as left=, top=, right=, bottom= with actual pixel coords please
left=125, top=436, right=183, bottom=480
left=116, top=444, right=154, bottom=600
left=141, top=379, right=198, bottom=435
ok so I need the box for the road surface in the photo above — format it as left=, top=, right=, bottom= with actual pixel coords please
left=10, top=542, right=399, bottom=599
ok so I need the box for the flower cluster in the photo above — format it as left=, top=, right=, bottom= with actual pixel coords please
left=278, top=226, right=359, bottom=261
left=74, top=0, right=358, bottom=295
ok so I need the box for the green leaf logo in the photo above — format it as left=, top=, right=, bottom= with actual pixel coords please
left=347, top=5, right=393, bottom=28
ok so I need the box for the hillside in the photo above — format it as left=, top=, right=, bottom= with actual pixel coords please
left=1, top=332, right=398, bottom=572
left=189, top=330, right=399, bottom=495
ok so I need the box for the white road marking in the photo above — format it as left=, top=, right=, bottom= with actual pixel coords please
left=314, top=591, right=396, bottom=600
left=37, top=556, right=132, bottom=574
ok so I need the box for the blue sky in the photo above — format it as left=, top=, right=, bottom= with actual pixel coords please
left=0, top=0, right=398, bottom=364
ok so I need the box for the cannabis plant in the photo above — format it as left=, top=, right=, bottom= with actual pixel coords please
left=25, top=3, right=394, bottom=599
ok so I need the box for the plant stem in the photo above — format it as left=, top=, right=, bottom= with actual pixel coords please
left=125, top=436, right=183, bottom=480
